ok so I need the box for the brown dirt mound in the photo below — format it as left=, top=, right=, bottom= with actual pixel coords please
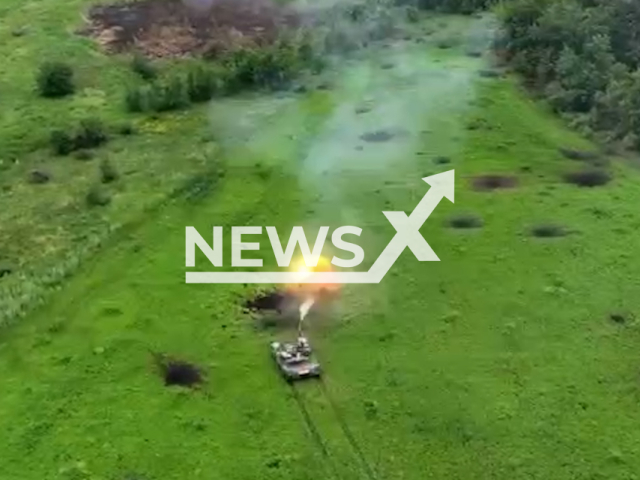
left=81, top=0, right=300, bottom=58
left=471, top=174, right=518, bottom=191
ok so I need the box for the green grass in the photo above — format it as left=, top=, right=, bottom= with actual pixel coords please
left=2, top=3, right=640, bottom=480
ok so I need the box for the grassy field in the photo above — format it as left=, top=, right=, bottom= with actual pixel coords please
left=2, top=1, right=640, bottom=479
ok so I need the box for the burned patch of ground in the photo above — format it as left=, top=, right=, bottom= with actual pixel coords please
left=558, top=147, right=600, bottom=161
left=433, top=156, right=451, bottom=165
left=81, top=0, right=299, bottom=58
left=156, top=355, right=203, bottom=388
left=563, top=169, right=611, bottom=187
left=609, top=311, right=633, bottom=325
left=529, top=224, right=567, bottom=238
left=245, top=290, right=301, bottom=329
left=446, top=214, right=483, bottom=229
left=245, top=290, right=288, bottom=312
left=360, top=130, right=395, bottom=143
left=471, top=174, right=518, bottom=191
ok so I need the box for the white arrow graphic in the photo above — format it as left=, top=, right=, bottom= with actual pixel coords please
left=186, top=170, right=454, bottom=284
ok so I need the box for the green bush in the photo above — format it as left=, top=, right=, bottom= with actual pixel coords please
left=187, top=67, right=221, bottom=103
left=99, top=159, right=119, bottom=184
left=37, top=62, right=75, bottom=98
left=49, top=119, right=108, bottom=155
left=406, top=5, right=420, bottom=22
left=131, top=54, right=157, bottom=81
left=222, top=42, right=301, bottom=91
left=50, top=129, right=75, bottom=155
left=75, top=118, right=108, bottom=150
left=154, top=76, right=191, bottom=112
left=125, top=77, right=190, bottom=113
left=86, top=185, right=111, bottom=207
left=117, top=122, right=136, bottom=136
left=73, top=149, right=95, bottom=161
left=125, top=85, right=153, bottom=113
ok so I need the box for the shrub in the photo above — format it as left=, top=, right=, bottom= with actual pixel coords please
left=37, top=61, right=75, bottom=98
left=154, top=76, right=191, bottom=112
left=86, top=185, right=111, bottom=207
left=131, top=53, right=157, bottom=81
left=75, top=118, right=108, bottom=150
left=125, top=85, right=153, bottom=113
left=28, top=169, right=51, bottom=184
left=50, top=119, right=108, bottom=155
left=222, top=42, right=301, bottom=91
left=117, top=122, right=135, bottom=136
left=406, top=6, right=420, bottom=22
left=126, top=77, right=190, bottom=113
left=187, top=67, right=221, bottom=103
left=50, top=129, right=75, bottom=155
left=73, top=149, right=94, bottom=161
left=99, top=159, right=119, bottom=184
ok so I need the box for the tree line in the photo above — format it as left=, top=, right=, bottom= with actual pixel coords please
left=418, top=0, right=640, bottom=151
left=498, top=0, right=640, bottom=150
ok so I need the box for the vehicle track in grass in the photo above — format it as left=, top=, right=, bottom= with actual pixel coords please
left=290, top=384, right=343, bottom=480
left=318, top=377, right=378, bottom=480
left=291, top=378, right=376, bottom=480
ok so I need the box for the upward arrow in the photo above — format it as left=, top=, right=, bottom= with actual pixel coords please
left=367, top=169, right=455, bottom=281
left=403, top=169, right=455, bottom=229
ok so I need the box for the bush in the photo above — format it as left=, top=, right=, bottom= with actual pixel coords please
left=117, top=122, right=135, bottom=136
left=406, top=6, right=420, bottom=22
left=125, top=77, right=190, bottom=113
left=75, top=118, right=108, bottom=150
left=49, top=118, right=108, bottom=155
left=187, top=67, right=221, bottom=103
left=99, top=159, right=119, bottom=184
left=50, top=129, right=75, bottom=155
left=154, top=76, right=191, bottom=112
left=37, top=61, right=75, bottom=98
left=86, top=185, right=111, bottom=207
left=73, top=149, right=95, bottom=161
left=131, top=53, right=157, bottom=81
left=28, top=169, right=51, bottom=185
left=222, top=42, right=301, bottom=91
left=125, top=85, right=151, bottom=113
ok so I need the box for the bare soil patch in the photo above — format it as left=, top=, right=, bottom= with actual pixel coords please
left=558, top=147, right=600, bottom=162
left=609, top=311, right=633, bottom=325
left=245, top=290, right=289, bottom=312
left=563, top=169, right=611, bottom=187
left=81, top=0, right=300, bottom=58
left=446, top=214, right=483, bottom=229
left=471, top=174, right=518, bottom=191
left=530, top=224, right=567, bottom=238
left=156, top=355, right=204, bottom=387
left=360, top=130, right=395, bottom=143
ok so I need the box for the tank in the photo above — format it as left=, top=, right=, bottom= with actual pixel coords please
left=270, top=336, right=321, bottom=382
